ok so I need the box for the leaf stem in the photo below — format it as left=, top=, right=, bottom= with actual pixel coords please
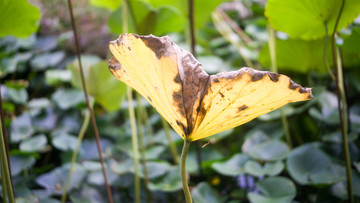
left=141, top=104, right=153, bottom=136
left=61, top=109, right=90, bottom=203
left=127, top=86, right=141, bottom=203
left=267, top=25, right=292, bottom=148
left=330, top=0, right=353, bottom=202
left=0, top=112, right=14, bottom=203
left=0, top=82, right=13, bottom=193
left=188, top=0, right=196, bottom=57
left=323, top=23, right=336, bottom=81
left=136, top=94, right=153, bottom=203
left=161, top=117, right=179, bottom=164
left=181, top=139, right=192, bottom=203
left=122, top=1, right=140, bottom=202
left=66, top=1, right=113, bottom=202
left=1, top=162, right=8, bottom=202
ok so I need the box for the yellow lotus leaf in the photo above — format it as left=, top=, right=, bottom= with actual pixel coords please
left=108, top=34, right=313, bottom=141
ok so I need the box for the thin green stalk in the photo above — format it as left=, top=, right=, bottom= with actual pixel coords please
left=188, top=0, right=196, bottom=57
left=67, top=1, right=113, bottom=202
left=336, top=45, right=352, bottom=202
left=122, top=1, right=140, bottom=202
left=161, top=118, right=179, bottom=164
left=0, top=115, right=14, bottom=203
left=61, top=110, right=90, bottom=203
left=181, top=140, right=192, bottom=203
left=127, top=86, right=141, bottom=203
left=330, top=0, right=353, bottom=202
left=1, top=164, right=8, bottom=203
left=267, top=25, right=292, bottom=148
left=323, top=23, right=336, bottom=81
left=0, top=82, right=13, bottom=193
left=141, top=106, right=153, bottom=136
left=136, top=94, right=153, bottom=203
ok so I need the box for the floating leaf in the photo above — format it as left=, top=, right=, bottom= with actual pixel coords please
left=248, top=176, right=296, bottom=203
left=342, top=27, right=360, bottom=54
left=308, top=91, right=339, bottom=124
left=192, top=182, right=226, bottom=203
left=341, top=27, right=360, bottom=67
left=139, top=161, right=171, bottom=179
left=148, top=166, right=182, bottom=192
left=51, top=88, right=86, bottom=110
left=242, top=130, right=269, bottom=153
left=0, top=0, right=41, bottom=37
left=33, top=36, right=57, bottom=52
left=68, top=55, right=126, bottom=112
left=265, top=0, right=360, bottom=40
left=28, top=98, right=50, bottom=112
left=45, top=69, right=72, bottom=85
left=36, top=164, right=86, bottom=194
left=287, top=143, right=346, bottom=185
left=80, top=139, right=111, bottom=160
left=30, top=51, right=65, bottom=70
left=10, top=113, right=34, bottom=143
left=51, top=131, right=77, bottom=151
left=111, top=158, right=171, bottom=179
left=0, top=56, right=17, bottom=77
left=15, top=196, right=39, bottom=203
left=244, top=160, right=284, bottom=177
left=86, top=168, right=118, bottom=186
left=355, top=162, right=360, bottom=173
left=152, top=128, right=182, bottom=145
left=19, top=134, right=47, bottom=152
left=322, top=131, right=358, bottom=143
left=117, top=141, right=165, bottom=160
left=6, top=87, right=28, bottom=104
left=89, top=0, right=121, bottom=10
left=247, top=140, right=289, bottom=161
left=330, top=169, right=360, bottom=200
left=10, top=155, right=36, bottom=176
left=108, top=1, right=185, bottom=36
left=212, top=153, right=249, bottom=176
left=148, top=0, right=223, bottom=29
left=111, top=159, right=133, bottom=175
left=259, top=38, right=331, bottom=73
left=70, top=187, right=106, bottom=203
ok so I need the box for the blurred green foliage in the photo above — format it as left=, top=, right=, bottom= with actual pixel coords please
left=0, top=0, right=41, bottom=38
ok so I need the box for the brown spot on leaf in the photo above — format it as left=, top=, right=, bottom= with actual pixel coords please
left=136, top=34, right=170, bottom=59
left=176, top=120, right=188, bottom=137
left=128, top=46, right=131, bottom=51
left=147, top=96, right=152, bottom=102
left=173, top=92, right=182, bottom=103
left=267, top=72, right=280, bottom=82
left=308, top=92, right=314, bottom=99
left=238, top=104, right=248, bottom=111
left=289, top=79, right=313, bottom=96
left=219, top=92, right=224, bottom=98
left=251, top=72, right=266, bottom=81
left=289, top=80, right=300, bottom=90
left=108, top=57, right=121, bottom=72
left=174, top=74, right=181, bottom=84
left=109, top=34, right=124, bottom=46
